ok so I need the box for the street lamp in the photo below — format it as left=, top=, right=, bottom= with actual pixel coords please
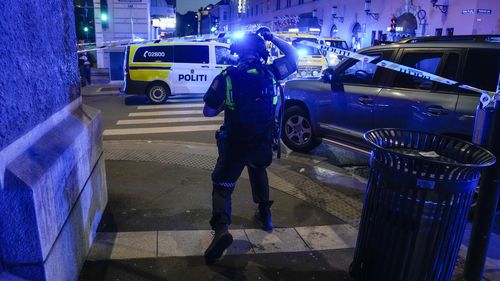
left=331, top=6, right=344, bottom=23
left=364, top=0, right=379, bottom=21
left=430, top=0, right=448, bottom=15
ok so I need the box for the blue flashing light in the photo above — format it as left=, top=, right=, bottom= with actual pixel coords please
left=297, top=48, right=308, bottom=57
left=233, top=31, right=245, bottom=40
left=101, top=13, right=108, bottom=22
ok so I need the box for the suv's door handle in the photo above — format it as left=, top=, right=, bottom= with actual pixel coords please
left=358, top=96, right=374, bottom=105
left=201, top=65, right=210, bottom=68
left=426, top=105, right=449, bottom=116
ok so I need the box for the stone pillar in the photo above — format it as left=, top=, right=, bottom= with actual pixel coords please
left=0, top=1, right=107, bottom=280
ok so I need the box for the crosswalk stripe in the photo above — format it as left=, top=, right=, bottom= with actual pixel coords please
left=129, top=110, right=203, bottom=117
left=103, top=124, right=220, bottom=136
left=137, top=103, right=204, bottom=110
left=117, top=116, right=223, bottom=125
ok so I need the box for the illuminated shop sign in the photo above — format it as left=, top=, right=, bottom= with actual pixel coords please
left=152, top=18, right=176, bottom=29
left=462, top=9, right=474, bottom=14
left=238, top=0, right=246, bottom=13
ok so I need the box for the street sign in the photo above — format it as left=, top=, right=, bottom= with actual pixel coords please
left=477, top=9, right=492, bottom=14
left=462, top=9, right=475, bottom=15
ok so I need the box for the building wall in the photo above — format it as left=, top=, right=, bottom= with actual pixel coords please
left=0, top=0, right=79, bottom=151
left=93, top=0, right=150, bottom=68
left=0, top=0, right=107, bottom=280
left=233, top=0, right=499, bottom=48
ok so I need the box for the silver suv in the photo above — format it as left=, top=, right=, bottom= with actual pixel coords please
left=281, top=35, right=500, bottom=152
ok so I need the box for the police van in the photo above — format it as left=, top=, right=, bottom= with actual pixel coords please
left=123, top=41, right=235, bottom=103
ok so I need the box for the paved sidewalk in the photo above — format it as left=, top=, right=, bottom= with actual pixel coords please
left=78, top=140, right=500, bottom=281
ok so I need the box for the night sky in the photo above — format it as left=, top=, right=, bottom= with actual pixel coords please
left=177, top=0, right=218, bottom=14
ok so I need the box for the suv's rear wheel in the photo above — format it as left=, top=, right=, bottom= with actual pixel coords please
left=282, top=106, right=320, bottom=152
left=147, top=82, right=170, bottom=104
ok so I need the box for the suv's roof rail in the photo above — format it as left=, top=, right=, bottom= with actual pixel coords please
left=397, top=35, right=500, bottom=44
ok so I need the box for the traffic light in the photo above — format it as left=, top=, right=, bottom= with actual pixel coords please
left=390, top=17, right=396, bottom=33
left=100, top=0, right=109, bottom=29
left=83, top=26, right=89, bottom=32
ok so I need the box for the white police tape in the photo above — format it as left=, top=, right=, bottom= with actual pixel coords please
left=77, top=34, right=221, bottom=54
left=298, top=40, right=499, bottom=108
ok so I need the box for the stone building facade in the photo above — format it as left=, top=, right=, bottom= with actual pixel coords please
left=230, top=0, right=499, bottom=48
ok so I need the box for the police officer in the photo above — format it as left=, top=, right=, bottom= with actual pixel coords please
left=203, top=28, right=298, bottom=264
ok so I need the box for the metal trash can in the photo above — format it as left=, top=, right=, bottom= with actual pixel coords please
left=350, top=129, right=496, bottom=281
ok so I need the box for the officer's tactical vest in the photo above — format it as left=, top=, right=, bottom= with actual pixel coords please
left=222, top=62, right=279, bottom=144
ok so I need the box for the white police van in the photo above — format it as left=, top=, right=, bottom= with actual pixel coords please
left=123, top=41, right=235, bottom=103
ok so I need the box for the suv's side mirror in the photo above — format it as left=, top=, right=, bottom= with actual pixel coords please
left=322, top=68, right=334, bottom=83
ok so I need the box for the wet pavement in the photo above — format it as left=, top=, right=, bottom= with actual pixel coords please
left=79, top=93, right=500, bottom=281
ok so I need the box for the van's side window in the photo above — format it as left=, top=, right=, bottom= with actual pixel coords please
left=393, top=52, right=443, bottom=90
left=463, top=49, right=500, bottom=93
left=133, top=46, right=173, bottom=63
left=174, top=45, right=209, bottom=64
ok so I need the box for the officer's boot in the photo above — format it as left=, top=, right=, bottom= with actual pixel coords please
left=204, top=224, right=233, bottom=265
left=254, top=201, right=274, bottom=232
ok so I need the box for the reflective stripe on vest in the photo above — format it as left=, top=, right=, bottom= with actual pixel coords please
left=225, top=75, right=235, bottom=111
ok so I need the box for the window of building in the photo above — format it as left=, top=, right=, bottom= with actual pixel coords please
left=393, top=52, right=443, bottom=90
left=435, top=28, right=443, bottom=36
left=299, top=0, right=304, bottom=4
left=173, top=45, right=209, bottom=64
left=286, top=0, right=291, bottom=8
left=256, top=4, right=258, bottom=15
left=446, top=28, right=454, bottom=36
left=276, top=0, right=280, bottom=10
left=223, top=11, right=228, bottom=20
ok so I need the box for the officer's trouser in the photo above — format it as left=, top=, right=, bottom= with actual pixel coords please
left=210, top=131, right=273, bottom=230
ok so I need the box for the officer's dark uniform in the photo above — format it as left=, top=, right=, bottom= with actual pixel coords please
left=204, top=61, right=279, bottom=229
left=203, top=30, right=297, bottom=265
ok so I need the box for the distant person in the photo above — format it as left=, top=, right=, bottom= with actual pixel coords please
left=202, top=27, right=298, bottom=265
left=78, top=52, right=92, bottom=86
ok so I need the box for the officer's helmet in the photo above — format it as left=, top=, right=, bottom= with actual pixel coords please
left=230, top=32, right=269, bottom=62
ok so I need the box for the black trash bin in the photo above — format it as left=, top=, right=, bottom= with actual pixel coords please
left=350, top=129, right=496, bottom=281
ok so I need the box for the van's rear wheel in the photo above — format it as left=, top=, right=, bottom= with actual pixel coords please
left=147, top=83, right=170, bottom=104
left=282, top=106, right=321, bottom=152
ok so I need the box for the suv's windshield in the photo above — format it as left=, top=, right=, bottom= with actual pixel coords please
left=292, top=38, right=321, bottom=56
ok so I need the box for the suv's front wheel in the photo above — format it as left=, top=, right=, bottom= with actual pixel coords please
left=282, top=106, right=321, bottom=152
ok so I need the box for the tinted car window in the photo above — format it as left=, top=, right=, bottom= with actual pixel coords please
left=394, top=52, right=443, bottom=90
left=463, top=49, right=500, bottom=92
left=215, top=46, right=236, bottom=65
left=341, top=57, right=381, bottom=85
left=436, top=52, right=460, bottom=92
left=133, top=45, right=174, bottom=63
left=174, top=45, right=209, bottom=64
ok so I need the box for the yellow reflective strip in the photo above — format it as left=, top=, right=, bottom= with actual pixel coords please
left=130, top=70, right=170, bottom=81
left=225, top=75, right=234, bottom=110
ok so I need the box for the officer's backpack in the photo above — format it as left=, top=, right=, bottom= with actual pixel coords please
left=222, top=62, right=279, bottom=144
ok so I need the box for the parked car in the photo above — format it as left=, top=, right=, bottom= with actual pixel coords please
left=281, top=35, right=500, bottom=153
